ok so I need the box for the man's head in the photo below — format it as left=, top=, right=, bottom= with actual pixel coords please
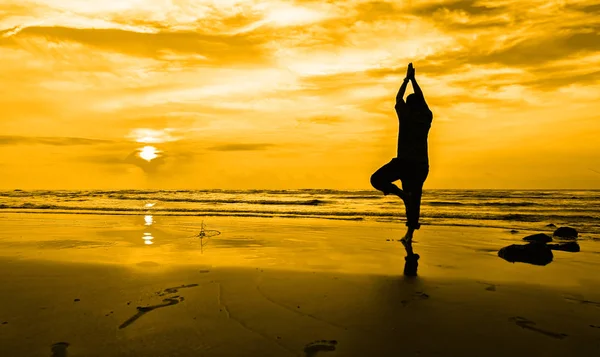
left=406, top=93, right=423, bottom=110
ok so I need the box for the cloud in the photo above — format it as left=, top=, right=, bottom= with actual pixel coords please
left=568, top=2, right=600, bottom=13
left=352, top=1, right=406, bottom=22
left=77, top=142, right=200, bottom=176
left=123, top=149, right=167, bottom=174
left=298, top=115, right=345, bottom=125
left=0, top=135, right=114, bottom=146
left=80, top=154, right=130, bottom=165
left=410, top=0, right=503, bottom=16
left=126, top=128, right=182, bottom=144
left=465, top=30, right=600, bottom=66
left=1, top=26, right=273, bottom=66
left=208, top=143, right=275, bottom=151
left=523, top=68, right=600, bottom=89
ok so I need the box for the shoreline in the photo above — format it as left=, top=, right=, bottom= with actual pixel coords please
left=1, top=212, right=598, bottom=280
left=1, top=210, right=597, bottom=238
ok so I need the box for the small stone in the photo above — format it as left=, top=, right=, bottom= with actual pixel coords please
left=74, top=298, right=80, bottom=302
left=523, top=233, right=552, bottom=243
left=498, top=243, right=553, bottom=266
left=510, top=230, right=519, bottom=234
left=546, top=223, right=557, bottom=228
left=547, top=242, right=580, bottom=253
left=553, top=227, right=578, bottom=240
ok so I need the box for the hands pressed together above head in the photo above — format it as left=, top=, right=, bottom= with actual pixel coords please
left=406, top=62, right=415, bottom=80
left=397, top=62, right=430, bottom=112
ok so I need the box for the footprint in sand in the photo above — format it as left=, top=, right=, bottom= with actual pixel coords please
left=303, top=340, right=337, bottom=357
left=119, top=284, right=199, bottom=329
left=563, top=296, right=600, bottom=308
left=434, top=264, right=457, bottom=269
left=119, top=296, right=185, bottom=329
left=509, top=316, right=568, bottom=339
left=157, top=284, right=199, bottom=297
left=476, top=281, right=497, bottom=292
left=401, top=292, right=429, bottom=307
left=51, top=342, right=69, bottom=357
left=198, top=265, right=212, bottom=273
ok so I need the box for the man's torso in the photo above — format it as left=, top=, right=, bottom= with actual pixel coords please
left=395, top=105, right=432, bottom=163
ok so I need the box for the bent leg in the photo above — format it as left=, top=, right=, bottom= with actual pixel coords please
left=370, top=159, right=405, bottom=200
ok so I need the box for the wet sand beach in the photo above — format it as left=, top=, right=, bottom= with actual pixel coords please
left=1, top=213, right=599, bottom=357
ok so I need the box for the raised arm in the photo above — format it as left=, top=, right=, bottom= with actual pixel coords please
left=395, top=78, right=409, bottom=105
left=395, top=63, right=413, bottom=107
left=410, top=73, right=429, bottom=110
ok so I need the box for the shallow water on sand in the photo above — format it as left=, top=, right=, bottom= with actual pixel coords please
left=0, top=213, right=598, bottom=281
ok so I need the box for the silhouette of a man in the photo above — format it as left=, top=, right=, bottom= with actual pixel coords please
left=370, top=63, right=432, bottom=244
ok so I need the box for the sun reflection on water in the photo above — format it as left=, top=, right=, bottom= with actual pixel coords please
left=143, top=232, right=154, bottom=245
left=144, top=215, right=154, bottom=226
left=143, top=214, right=154, bottom=245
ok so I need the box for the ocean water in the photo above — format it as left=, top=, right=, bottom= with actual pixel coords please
left=0, top=189, right=598, bottom=238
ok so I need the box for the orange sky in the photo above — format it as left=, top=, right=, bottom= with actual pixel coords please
left=1, top=0, right=599, bottom=189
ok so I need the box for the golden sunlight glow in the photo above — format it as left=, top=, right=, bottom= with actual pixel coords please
left=129, top=128, right=178, bottom=143
left=0, top=0, right=599, bottom=189
left=139, top=146, right=159, bottom=162
left=260, top=3, right=330, bottom=27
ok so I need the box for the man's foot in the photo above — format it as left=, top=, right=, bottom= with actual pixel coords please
left=383, top=188, right=406, bottom=202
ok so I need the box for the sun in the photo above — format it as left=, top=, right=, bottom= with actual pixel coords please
left=139, top=146, right=159, bottom=161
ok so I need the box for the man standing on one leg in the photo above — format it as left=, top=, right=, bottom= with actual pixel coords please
left=370, top=63, right=433, bottom=244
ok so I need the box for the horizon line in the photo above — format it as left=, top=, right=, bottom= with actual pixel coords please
left=2, top=188, right=599, bottom=191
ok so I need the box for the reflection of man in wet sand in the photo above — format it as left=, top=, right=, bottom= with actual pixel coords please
left=371, top=63, right=432, bottom=245
left=402, top=239, right=419, bottom=276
